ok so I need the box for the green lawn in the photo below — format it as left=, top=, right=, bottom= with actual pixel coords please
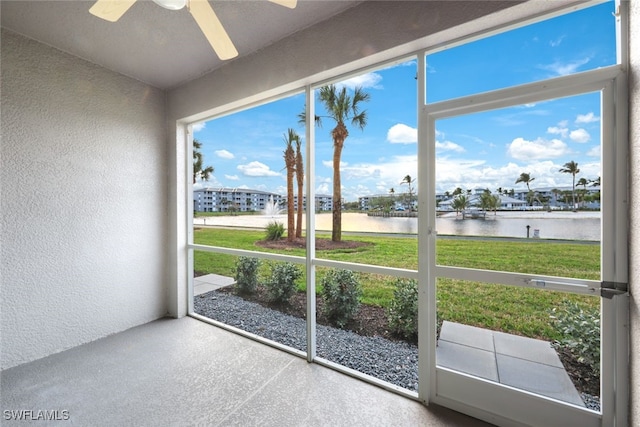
left=193, top=227, right=600, bottom=341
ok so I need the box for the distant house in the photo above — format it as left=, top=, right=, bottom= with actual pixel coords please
left=438, top=193, right=527, bottom=211
left=193, top=187, right=282, bottom=212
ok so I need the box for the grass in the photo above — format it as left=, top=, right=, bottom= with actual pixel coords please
left=193, top=227, right=600, bottom=341
left=194, top=211, right=259, bottom=217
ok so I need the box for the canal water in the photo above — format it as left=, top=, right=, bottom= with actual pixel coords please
left=195, top=211, right=601, bottom=241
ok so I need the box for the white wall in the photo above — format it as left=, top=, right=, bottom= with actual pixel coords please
left=629, top=0, right=640, bottom=423
left=0, top=30, right=168, bottom=369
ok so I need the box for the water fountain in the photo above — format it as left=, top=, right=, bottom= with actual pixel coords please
left=261, top=195, right=283, bottom=216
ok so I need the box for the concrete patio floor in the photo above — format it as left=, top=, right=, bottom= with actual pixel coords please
left=1, top=317, right=490, bottom=426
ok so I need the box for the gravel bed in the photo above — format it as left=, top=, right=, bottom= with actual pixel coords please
left=194, top=290, right=418, bottom=391
left=194, top=290, right=601, bottom=410
left=581, top=393, right=600, bottom=411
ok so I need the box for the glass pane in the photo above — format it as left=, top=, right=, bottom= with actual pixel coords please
left=193, top=251, right=307, bottom=353
left=435, top=93, right=601, bottom=279
left=315, top=268, right=418, bottom=392
left=312, top=60, right=418, bottom=266
left=193, top=93, right=306, bottom=255
left=436, top=278, right=600, bottom=411
left=426, top=2, right=616, bottom=103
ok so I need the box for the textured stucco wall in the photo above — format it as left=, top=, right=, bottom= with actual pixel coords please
left=1, top=30, right=168, bottom=369
left=629, top=0, right=639, bottom=423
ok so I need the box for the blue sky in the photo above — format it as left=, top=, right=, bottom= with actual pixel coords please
left=194, top=2, right=616, bottom=201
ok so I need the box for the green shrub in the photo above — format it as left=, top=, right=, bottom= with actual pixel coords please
left=265, top=221, right=285, bottom=241
left=550, top=301, right=600, bottom=371
left=266, top=262, right=302, bottom=303
left=387, top=278, right=418, bottom=340
left=321, top=269, right=362, bottom=328
left=234, top=256, right=261, bottom=294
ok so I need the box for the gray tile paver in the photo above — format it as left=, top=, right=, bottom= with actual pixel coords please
left=438, top=321, right=585, bottom=407
left=193, top=273, right=235, bottom=295
left=436, top=341, right=498, bottom=381
left=439, top=321, right=495, bottom=351
left=496, top=354, right=585, bottom=406
left=493, top=330, right=564, bottom=368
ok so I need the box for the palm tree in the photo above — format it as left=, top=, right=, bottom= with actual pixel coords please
left=515, top=172, right=535, bottom=191
left=577, top=177, right=589, bottom=207
left=400, top=175, right=415, bottom=211
left=451, top=194, right=469, bottom=216
left=515, top=172, right=536, bottom=206
left=193, top=139, right=214, bottom=184
left=559, top=161, right=580, bottom=210
left=294, top=135, right=304, bottom=238
left=283, top=129, right=297, bottom=242
left=314, top=84, right=370, bottom=242
left=480, top=190, right=500, bottom=215
left=577, top=177, right=589, bottom=190
left=590, top=177, right=601, bottom=204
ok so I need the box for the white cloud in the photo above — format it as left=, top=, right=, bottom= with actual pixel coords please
left=343, top=165, right=383, bottom=180
left=321, top=154, right=417, bottom=200
left=587, top=145, right=601, bottom=157
left=538, top=57, right=591, bottom=76
left=193, top=175, right=222, bottom=190
left=322, top=160, right=348, bottom=169
left=569, top=128, right=590, bottom=143
left=507, top=137, right=571, bottom=161
left=237, top=161, right=280, bottom=177
left=316, top=183, right=330, bottom=195
left=436, top=140, right=465, bottom=153
left=215, top=149, right=235, bottom=159
left=192, top=122, right=206, bottom=132
left=549, top=35, right=566, bottom=47
left=575, top=112, right=600, bottom=124
left=387, top=124, right=417, bottom=144
left=340, top=72, right=383, bottom=90
left=547, top=126, right=568, bottom=138
left=434, top=159, right=583, bottom=194
left=225, top=174, right=239, bottom=180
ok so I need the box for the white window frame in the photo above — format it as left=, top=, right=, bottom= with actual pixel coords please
left=420, top=64, right=627, bottom=427
left=182, top=0, right=629, bottom=424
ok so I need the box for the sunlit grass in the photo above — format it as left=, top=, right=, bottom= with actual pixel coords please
left=193, top=227, right=600, bottom=340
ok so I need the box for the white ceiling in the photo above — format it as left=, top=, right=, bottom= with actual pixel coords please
left=1, top=0, right=361, bottom=89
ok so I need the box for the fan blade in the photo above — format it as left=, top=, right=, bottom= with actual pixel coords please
left=89, top=0, right=137, bottom=22
left=269, top=0, right=297, bottom=8
left=189, top=0, right=238, bottom=60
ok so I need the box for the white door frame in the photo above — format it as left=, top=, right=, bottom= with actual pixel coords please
left=417, top=65, right=628, bottom=426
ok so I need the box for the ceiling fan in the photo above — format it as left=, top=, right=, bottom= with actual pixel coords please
left=89, top=0, right=297, bottom=60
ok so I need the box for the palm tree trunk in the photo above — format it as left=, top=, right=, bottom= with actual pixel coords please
left=332, top=139, right=344, bottom=242
left=572, top=174, right=576, bottom=209
left=295, top=154, right=304, bottom=238
left=287, top=169, right=295, bottom=241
